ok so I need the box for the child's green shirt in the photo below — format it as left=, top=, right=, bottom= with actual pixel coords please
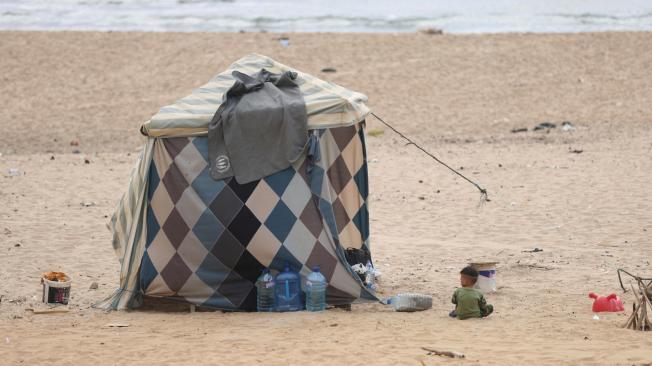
left=452, top=287, right=489, bottom=319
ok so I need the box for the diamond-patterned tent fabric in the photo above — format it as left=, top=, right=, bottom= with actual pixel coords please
left=100, top=55, right=375, bottom=311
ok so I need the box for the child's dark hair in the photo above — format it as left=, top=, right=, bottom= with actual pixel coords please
left=460, top=266, right=478, bottom=280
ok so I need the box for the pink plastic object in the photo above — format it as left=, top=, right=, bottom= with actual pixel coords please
left=588, top=292, right=624, bottom=312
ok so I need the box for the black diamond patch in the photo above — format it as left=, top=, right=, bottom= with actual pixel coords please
left=228, top=178, right=259, bottom=202
left=233, top=250, right=265, bottom=283
left=228, top=205, right=261, bottom=245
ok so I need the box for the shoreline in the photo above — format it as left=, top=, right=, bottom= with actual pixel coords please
left=3, top=29, right=652, bottom=34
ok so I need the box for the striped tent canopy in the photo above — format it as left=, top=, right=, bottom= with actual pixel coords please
left=141, top=53, right=371, bottom=138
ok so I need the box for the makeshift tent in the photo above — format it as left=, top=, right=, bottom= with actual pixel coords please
left=100, top=54, right=376, bottom=311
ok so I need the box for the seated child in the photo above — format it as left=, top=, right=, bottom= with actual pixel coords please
left=449, top=266, right=494, bottom=320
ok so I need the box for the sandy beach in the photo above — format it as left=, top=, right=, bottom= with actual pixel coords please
left=1, top=31, right=652, bottom=365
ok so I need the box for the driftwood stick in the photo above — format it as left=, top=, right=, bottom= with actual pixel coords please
left=640, top=299, right=647, bottom=331
left=641, top=285, right=652, bottom=312
left=641, top=290, right=652, bottom=331
left=630, top=283, right=640, bottom=307
left=622, top=277, right=652, bottom=331
left=624, top=301, right=639, bottom=329
left=421, top=347, right=465, bottom=359
left=626, top=298, right=643, bottom=330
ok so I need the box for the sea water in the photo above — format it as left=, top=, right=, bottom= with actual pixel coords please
left=2, top=0, right=652, bottom=33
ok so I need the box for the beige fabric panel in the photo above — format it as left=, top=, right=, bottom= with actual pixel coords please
left=98, top=138, right=155, bottom=310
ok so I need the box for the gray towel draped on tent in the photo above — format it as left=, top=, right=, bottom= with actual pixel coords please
left=208, top=69, right=309, bottom=184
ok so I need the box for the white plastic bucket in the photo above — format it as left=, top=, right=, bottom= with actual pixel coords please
left=41, top=273, right=71, bottom=305
left=469, top=262, right=497, bottom=293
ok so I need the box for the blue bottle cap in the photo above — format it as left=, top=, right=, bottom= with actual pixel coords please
left=312, top=266, right=320, bottom=272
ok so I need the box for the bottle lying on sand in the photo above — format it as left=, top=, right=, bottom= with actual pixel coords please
left=387, top=293, right=433, bottom=312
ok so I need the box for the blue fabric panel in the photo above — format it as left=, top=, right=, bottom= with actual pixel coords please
left=264, top=166, right=295, bottom=197
left=269, top=245, right=303, bottom=274
left=195, top=253, right=230, bottom=288
left=192, top=209, right=224, bottom=251
left=352, top=203, right=369, bottom=242
left=353, top=162, right=369, bottom=200
left=145, top=204, right=160, bottom=248
left=139, top=251, right=158, bottom=291
left=264, top=201, right=297, bottom=242
left=148, top=160, right=161, bottom=201
left=192, top=168, right=226, bottom=205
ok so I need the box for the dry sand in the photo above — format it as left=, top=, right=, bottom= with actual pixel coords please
left=1, top=31, right=652, bottom=365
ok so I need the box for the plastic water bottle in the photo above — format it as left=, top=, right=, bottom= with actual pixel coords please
left=275, top=263, right=302, bottom=312
left=387, top=293, right=433, bottom=312
left=305, top=266, right=327, bottom=311
left=364, top=261, right=376, bottom=290
left=255, top=269, right=276, bottom=312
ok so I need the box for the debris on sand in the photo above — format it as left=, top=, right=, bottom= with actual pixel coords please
left=6, top=168, right=22, bottom=177
left=277, top=36, right=290, bottom=47
left=422, top=347, right=465, bottom=358
left=569, top=148, right=583, bottom=154
left=367, top=129, right=384, bottom=137
left=419, top=28, right=444, bottom=35
left=561, top=121, right=575, bottom=131
left=511, top=127, right=528, bottom=133
left=26, top=307, right=70, bottom=314
left=522, top=248, right=543, bottom=253
left=321, top=67, right=337, bottom=73
left=533, top=122, right=556, bottom=131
